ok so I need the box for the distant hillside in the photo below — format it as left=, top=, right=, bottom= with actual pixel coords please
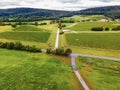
left=77, top=6, right=120, bottom=19
left=0, top=6, right=119, bottom=22
left=0, top=8, right=74, bottom=21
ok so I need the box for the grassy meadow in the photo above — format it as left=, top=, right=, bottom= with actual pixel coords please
left=14, top=25, right=47, bottom=32
left=0, top=32, right=50, bottom=43
left=68, top=22, right=120, bottom=31
left=65, top=33, right=120, bottom=50
left=0, top=48, right=83, bottom=90
left=62, top=15, right=108, bottom=22
left=76, top=56, right=120, bottom=90
left=0, top=26, right=12, bottom=32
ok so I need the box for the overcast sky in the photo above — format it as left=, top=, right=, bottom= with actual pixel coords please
left=0, top=0, right=120, bottom=11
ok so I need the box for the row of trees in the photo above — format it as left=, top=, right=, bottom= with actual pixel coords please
left=0, top=41, right=41, bottom=53
left=0, top=19, right=47, bottom=27
left=91, top=27, right=109, bottom=31
left=10, top=22, right=47, bottom=28
left=112, top=26, right=120, bottom=31
left=47, top=47, right=72, bottom=56
left=91, top=26, right=120, bottom=31
left=0, top=41, right=72, bottom=56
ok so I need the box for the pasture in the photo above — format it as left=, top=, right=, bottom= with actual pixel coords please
left=14, top=25, right=46, bottom=32
left=62, top=15, right=108, bottom=22
left=68, top=22, right=120, bottom=31
left=0, top=48, right=79, bottom=90
left=65, top=33, right=120, bottom=50
left=0, top=32, right=50, bottom=43
left=0, top=26, right=12, bottom=32
left=76, top=56, right=120, bottom=90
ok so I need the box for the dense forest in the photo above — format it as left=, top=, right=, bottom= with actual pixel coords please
left=77, top=5, right=120, bottom=19
left=0, top=6, right=119, bottom=22
left=0, top=8, right=75, bottom=22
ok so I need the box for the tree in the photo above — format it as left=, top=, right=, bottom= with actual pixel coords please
left=58, top=20, right=62, bottom=30
left=34, top=21, right=38, bottom=27
left=105, top=27, right=109, bottom=31
left=11, top=23, right=17, bottom=28
left=0, top=18, right=4, bottom=26
left=64, top=48, right=72, bottom=56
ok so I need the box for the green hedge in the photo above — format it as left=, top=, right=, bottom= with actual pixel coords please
left=47, top=48, right=72, bottom=56
left=0, top=41, right=41, bottom=53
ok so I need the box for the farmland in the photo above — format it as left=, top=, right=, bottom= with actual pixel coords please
left=76, top=56, right=120, bottom=90
left=67, top=22, right=120, bottom=31
left=0, top=32, right=50, bottom=43
left=0, top=14, right=120, bottom=90
left=14, top=25, right=46, bottom=32
left=65, top=33, right=120, bottom=50
left=62, top=15, right=108, bottom=22
left=0, top=48, right=83, bottom=90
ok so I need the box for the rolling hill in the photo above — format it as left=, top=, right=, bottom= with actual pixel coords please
left=0, top=5, right=119, bottom=21
left=77, top=5, right=120, bottom=19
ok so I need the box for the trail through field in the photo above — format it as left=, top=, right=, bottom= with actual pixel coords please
left=70, top=54, right=90, bottom=90
left=55, top=28, right=60, bottom=49
left=72, top=53, right=120, bottom=62
left=70, top=53, right=120, bottom=90
left=68, top=23, right=77, bottom=28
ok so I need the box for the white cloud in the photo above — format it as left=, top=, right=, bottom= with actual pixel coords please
left=0, top=0, right=119, bottom=10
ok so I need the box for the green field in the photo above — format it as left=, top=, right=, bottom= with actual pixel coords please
left=0, top=26, right=12, bottom=32
left=14, top=25, right=46, bottom=31
left=0, top=48, right=77, bottom=90
left=65, top=33, right=120, bottom=50
left=62, top=15, right=108, bottom=22
left=0, top=32, right=50, bottom=43
left=76, top=57, right=120, bottom=90
left=68, top=22, right=120, bottom=31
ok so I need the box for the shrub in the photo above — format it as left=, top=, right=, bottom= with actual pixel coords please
left=0, top=41, right=41, bottom=53
left=46, top=47, right=72, bottom=56
left=105, top=27, right=109, bottom=31
left=14, top=42, right=23, bottom=50
left=112, top=26, right=120, bottom=31
left=55, top=48, right=64, bottom=55
left=0, top=42, right=7, bottom=48
left=91, top=27, right=103, bottom=31
left=62, top=25, right=66, bottom=28
left=40, top=23, right=47, bottom=25
left=46, top=48, right=52, bottom=54
left=11, top=23, right=17, bottom=28
left=6, top=42, right=15, bottom=49
left=64, top=48, right=72, bottom=56
left=59, top=31, right=64, bottom=35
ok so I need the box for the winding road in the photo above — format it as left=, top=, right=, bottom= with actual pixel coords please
left=70, top=54, right=90, bottom=90
left=72, top=53, right=120, bottom=62
left=70, top=53, right=120, bottom=90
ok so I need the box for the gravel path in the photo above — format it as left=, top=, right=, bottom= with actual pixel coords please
left=55, top=28, right=60, bottom=49
left=70, top=53, right=120, bottom=90
left=70, top=54, right=90, bottom=90
left=72, top=53, right=120, bottom=62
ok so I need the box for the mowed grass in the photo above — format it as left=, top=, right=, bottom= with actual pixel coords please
left=76, top=57, right=120, bottom=90
left=14, top=25, right=46, bottom=32
left=38, top=23, right=58, bottom=31
left=0, top=32, right=50, bottom=43
left=0, top=49, right=74, bottom=90
left=68, top=22, right=120, bottom=31
left=0, top=26, right=12, bottom=32
left=65, top=33, right=120, bottom=50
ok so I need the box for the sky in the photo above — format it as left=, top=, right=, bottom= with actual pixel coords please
left=0, top=0, right=120, bottom=11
